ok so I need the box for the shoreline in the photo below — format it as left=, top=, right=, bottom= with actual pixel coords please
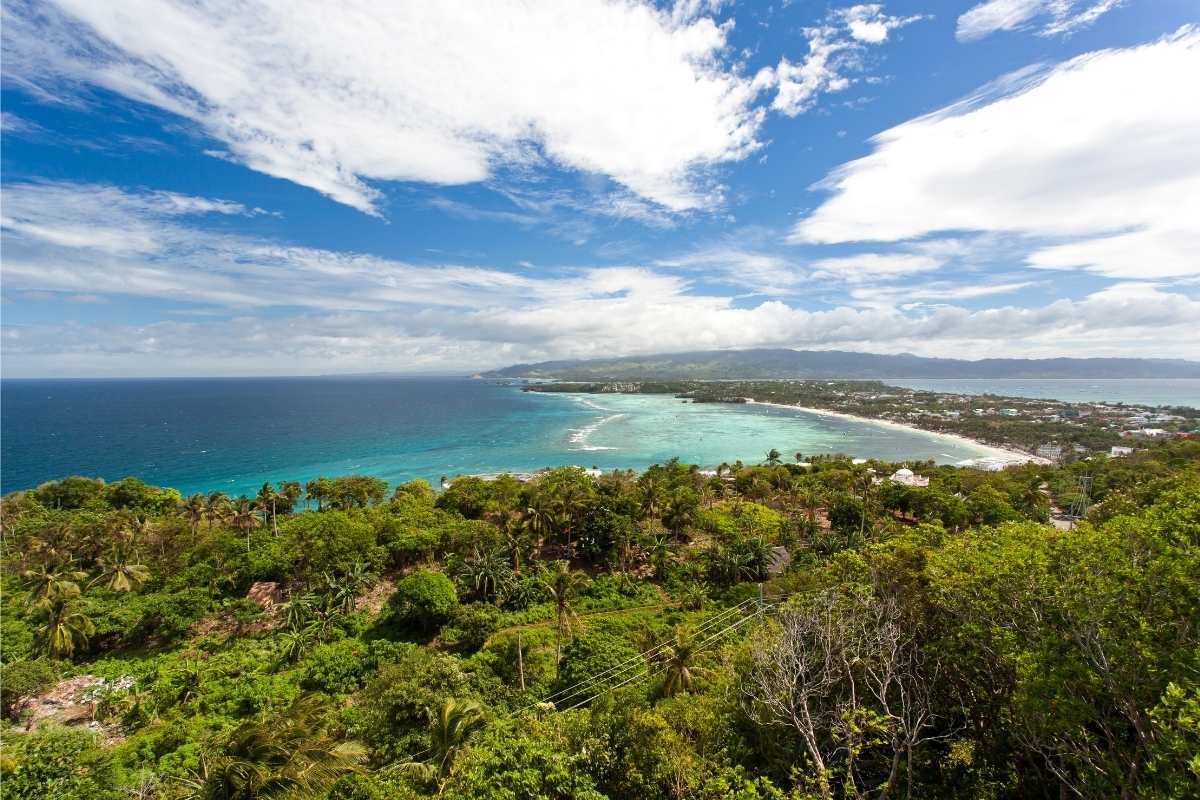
left=742, top=398, right=1051, bottom=467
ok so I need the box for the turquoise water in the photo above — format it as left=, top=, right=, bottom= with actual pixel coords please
left=883, top=378, right=1200, bottom=407
left=1, top=377, right=993, bottom=498
left=550, top=392, right=989, bottom=469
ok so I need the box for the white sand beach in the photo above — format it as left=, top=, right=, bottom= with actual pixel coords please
left=742, top=399, right=1051, bottom=468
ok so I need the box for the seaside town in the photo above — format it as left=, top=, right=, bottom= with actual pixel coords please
left=525, top=380, right=1200, bottom=464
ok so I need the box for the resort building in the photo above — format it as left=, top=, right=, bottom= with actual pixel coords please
left=1111, top=446, right=1134, bottom=457
left=888, top=468, right=929, bottom=488
left=1036, top=444, right=1064, bottom=462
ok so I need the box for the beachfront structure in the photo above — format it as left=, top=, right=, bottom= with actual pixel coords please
left=889, top=468, right=929, bottom=488
left=1121, top=428, right=1170, bottom=439
left=1036, top=444, right=1064, bottom=462
left=1111, top=446, right=1134, bottom=457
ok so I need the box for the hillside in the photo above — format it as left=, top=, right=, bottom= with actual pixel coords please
left=484, top=349, right=1200, bottom=380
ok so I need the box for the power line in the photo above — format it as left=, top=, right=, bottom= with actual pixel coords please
left=558, top=601, right=773, bottom=712
left=521, top=596, right=759, bottom=712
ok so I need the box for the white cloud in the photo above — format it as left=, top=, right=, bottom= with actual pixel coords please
left=839, top=4, right=926, bottom=44
left=2, top=0, right=768, bottom=215
left=790, top=28, right=1200, bottom=281
left=956, top=0, right=1123, bottom=43
left=4, top=181, right=1196, bottom=377
left=809, top=252, right=943, bottom=281
left=758, top=4, right=924, bottom=117
left=5, top=282, right=1198, bottom=377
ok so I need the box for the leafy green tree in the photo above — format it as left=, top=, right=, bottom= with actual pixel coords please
left=282, top=511, right=383, bottom=582
left=392, top=570, right=459, bottom=634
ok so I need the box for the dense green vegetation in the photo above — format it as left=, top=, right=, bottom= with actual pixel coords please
left=2, top=443, right=1198, bottom=799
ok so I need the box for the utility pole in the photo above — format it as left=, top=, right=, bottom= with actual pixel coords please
left=517, top=632, right=526, bottom=692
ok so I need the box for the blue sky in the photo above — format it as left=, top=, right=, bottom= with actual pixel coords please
left=2, top=0, right=1197, bottom=376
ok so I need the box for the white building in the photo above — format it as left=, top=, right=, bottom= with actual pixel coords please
left=1110, top=446, right=1133, bottom=457
left=889, top=468, right=929, bottom=488
left=1036, top=444, right=1063, bottom=461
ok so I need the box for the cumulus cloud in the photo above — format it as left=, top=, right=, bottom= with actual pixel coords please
left=1, top=0, right=766, bottom=215
left=760, top=4, right=925, bottom=116
left=790, top=28, right=1200, bottom=281
left=956, top=0, right=1123, bottom=43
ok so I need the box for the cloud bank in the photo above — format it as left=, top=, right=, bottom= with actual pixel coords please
left=790, top=27, right=1200, bottom=281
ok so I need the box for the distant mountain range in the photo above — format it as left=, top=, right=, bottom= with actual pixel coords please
left=483, top=349, right=1200, bottom=380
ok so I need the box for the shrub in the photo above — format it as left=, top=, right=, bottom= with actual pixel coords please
left=391, top=570, right=458, bottom=633
left=0, top=659, right=57, bottom=720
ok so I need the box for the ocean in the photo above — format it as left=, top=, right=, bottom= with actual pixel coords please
left=2, top=376, right=1002, bottom=498
left=881, top=378, right=1200, bottom=407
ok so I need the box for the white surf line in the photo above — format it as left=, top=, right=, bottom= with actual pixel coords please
left=742, top=398, right=1049, bottom=466
left=567, top=412, right=625, bottom=451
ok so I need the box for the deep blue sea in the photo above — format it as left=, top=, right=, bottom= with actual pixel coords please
left=2, top=376, right=1012, bottom=498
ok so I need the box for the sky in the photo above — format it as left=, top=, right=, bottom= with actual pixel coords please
left=1, top=0, right=1198, bottom=377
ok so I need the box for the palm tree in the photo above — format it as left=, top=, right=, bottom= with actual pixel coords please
left=184, top=694, right=361, bottom=799
left=659, top=627, right=705, bottom=698
left=231, top=498, right=262, bottom=553
left=205, top=491, right=233, bottom=530
left=542, top=561, right=589, bottom=677
left=179, top=494, right=207, bottom=539
left=92, top=546, right=151, bottom=592
left=765, top=448, right=782, bottom=466
left=22, top=564, right=87, bottom=609
left=37, top=597, right=95, bottom=659
left=256, top=483, right=281, bottom=535
left=402, top=698, right=486, bottom=784
left=488, top=510, right=528, bottom=574
left=522, top=502, right=554, bottom=553
left=277, top=481, right=303, bottom=514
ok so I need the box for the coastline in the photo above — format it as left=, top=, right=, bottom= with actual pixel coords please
left=742, top=398, right=1051, bottom=467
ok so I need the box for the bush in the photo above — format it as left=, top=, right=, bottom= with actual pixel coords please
left=442, top=603, right=502, bottom=652
left=1, top=726, right=122, bottom=800
left=553, top=631, right=640, bottom=707
left=391, top=570, right=458, bottom=633
left=0, top=659, right=57, bottom=720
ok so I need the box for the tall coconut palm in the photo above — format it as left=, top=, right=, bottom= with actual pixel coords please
left=659, top=627, right=706, bottom=698
left=256, top=483, right=281, bottom=536
left=184, top=693, right=361, bottom=800
left=92, top=546, right=151, bottom=592
left=542, top=561, right=589, bottom=677
left=402, top=698, right=486, bottom=784
left=276, top=481, right=303, bottom=514
left=205, top=491, right=233, bottom=531
left=765, top=448, right=782, bottom=466
left=37, top=597, right=95, bottom=659
left=231, top=498, right=262, bottom=553
left=22, top=564, right=87, bottom=609
left=179, top=494, right=206, bottom=538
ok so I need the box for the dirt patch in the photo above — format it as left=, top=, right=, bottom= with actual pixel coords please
left=13, top=675, right=131, bottom=742
left=356, top=575, right=396, bottom=615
